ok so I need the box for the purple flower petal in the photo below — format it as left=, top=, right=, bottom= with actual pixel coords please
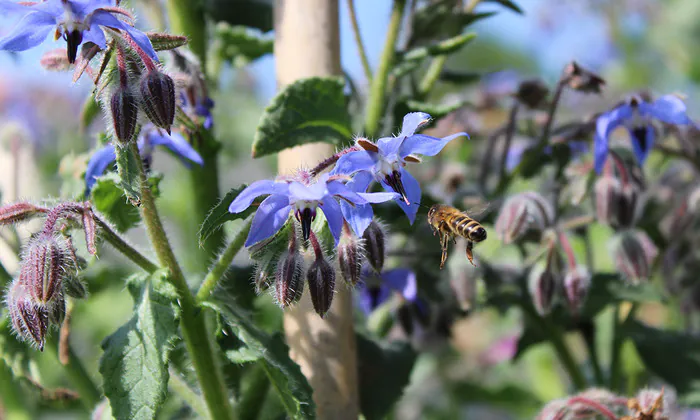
left=594, top=104, right=633, bottom=173
left=229, top=180, right=290, bottom=213
left=640, top=95, right=693, bottom=125
left=84, top=143, right=117, bottom=194
left=381, top=268, right=417, bottom=301
left=398, top=112, right=432, bottom=137
left=332, top=150, right=376, bottom=176
left=357, top=191, right=399, bottom=203
left=320, top=195, right=344, bottom=244
left=81, top=23, right=107, bottom=49
left=399, top=132, right=468, bottom=158
left=89, top=10, right=159, bottom=63
left=627, top=125, right=655, bottom=166
left=358, top=284, right=392, bottom=315
left=0, top=11, right=55, bottom=52
left=327, top=181, right=368, bottom=205
left=385, top=168, right=420, bottom=224
left=341, top=201, right=374, bottom=238
left=147, top=131, right=204, bottom=167
left=244, top=195, right=292, bottom=247
left=376, top=136, right=403, bottom=158
left=289, top=179, right=328, bottom=202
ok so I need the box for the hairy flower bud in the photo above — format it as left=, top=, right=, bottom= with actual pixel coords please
left=20, top=235, right=73, bottom=306
left=253, top=254, right=275, bottom=295
left=139, top=70, right=176, bottom=133
left=307, top=257, right=336, bottom=318
left=63, top=274, right=88, bottom=299
left=563, top=266, right=591, bottom=315
left=0, top=202, right=46, bottom=226
left=362, top=220, right=386, bottom=272
left=5, top=279, right=64, bottom=351
left=274, top=251, right=304, bottom=308
left=612, top=230, right=657, bottom=284
left=110, top=87, right=138, bottom=145
left=338, top=227, right=362, bottom=286
left=528, top=247, right=559, bottom=316
left=495, top=192, right=553, bottom=244
left=514, top=79, right=549, bottom=109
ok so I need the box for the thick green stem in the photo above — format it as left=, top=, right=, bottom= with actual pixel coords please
left=129, top=142, right=235, bottom=420
left=364, top=0, right=406, bottom=137
left=196, top=218, right=253, bottom=303
left=346, top=0, right=373, bottom=83
left=46, top=336, right=101, bottom=409
left=169, top=368, right=208, bottom=418
left=94, top=217, right=157, bottom=273
left=165, top=0, right=207, bottom=63
left=0, top=358, right=31, bottom=420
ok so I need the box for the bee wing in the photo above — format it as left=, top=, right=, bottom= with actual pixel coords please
left=463, top=201, right=492, bottom=219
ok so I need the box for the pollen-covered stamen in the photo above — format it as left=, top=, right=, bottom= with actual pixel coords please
left=294, top=203, right=318, bottom=241
left=64, top=29, right=83, bottom=63
left=383, top=170, right=409, bottom=205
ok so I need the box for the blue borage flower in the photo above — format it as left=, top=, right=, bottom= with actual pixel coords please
left=180, top=92, right=214, bottom=130
left=331, top=112, right=469, bottom=225
left=0, top=0, right=158, bottom=64
left=356, top=265, right=418, bottom=315
left=84, top=124, right=203, bottom=194
left=228, top=171, right=398, bottom=247
left=594, top=94, right=695, bottom=173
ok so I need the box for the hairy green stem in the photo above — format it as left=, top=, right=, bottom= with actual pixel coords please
left=346, top=0, right=373, bottom=83
left=165, top=0, right=207, bottom=63
left=196, top=218, right=253, bottom=303
left=129, top=142, right=235, bottom=420
left=94, top=217, right=157, bottom=273
left=0, top=358, right=31, bottom=420
left=417, top=55, right=447, bottom=98
left=364, top=0, right=406, bottom=137
left=609, top=303, right=638, bottom=392
left=46, top=336, right=101, bottom=409
left=168, top=368, right=208, bottom=418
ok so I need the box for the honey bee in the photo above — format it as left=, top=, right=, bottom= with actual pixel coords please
left=427, top=203, right=488, bottom=269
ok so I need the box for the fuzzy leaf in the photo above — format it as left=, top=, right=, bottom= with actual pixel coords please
left=205, top=299, right=315, bottom=419
left=626, top=320, right=700, bottom=405
left=198, top=184, right=255, bottom=245
left=146, top=32, right=188, bottom=51
left=401, top=33, right=477, bottom=63
left=252, top=77, right=352, bottom=158
left=357, top=333, right=417, bottom=420
left=483, top=0, right=524, bottom=14
left=90, top=173, right=141, bottom=233
left=114, top=143, right=142, bottom=205
left=99, top=270, right=180, bottom=420
left=213, top=22, right=273, bottom=67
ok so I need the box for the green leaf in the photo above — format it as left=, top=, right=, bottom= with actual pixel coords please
left=205, top=299, right=315, bottom=419
left=356, top=333, right=417, bottom=420
left=198, top=184, right=255, bottom=245
left=90, top=173, right=141, bottom=233
left=205, top=0, right=273, bottom=32
left=439, top=70, right=481, bottom=85
left=114, top=143, right=142, bottom=205
left=145, top=32, right=188, bottom=51
left=483, top=0, right=524, bottom=14
left=401, top=33, right=478, bottom=63
left=626, top=320, right=700, bottom=405
left=252, top=77, right=352, bottom=158
left=99, top=270, right=180, bottom=420
left=213, top=22, right=273, bottom=67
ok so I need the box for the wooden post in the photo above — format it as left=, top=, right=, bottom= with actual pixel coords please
left=274, top=1, right=359, bottom=418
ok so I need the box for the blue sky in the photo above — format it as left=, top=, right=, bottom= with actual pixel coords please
left=0, top=0, right=615, bottom=104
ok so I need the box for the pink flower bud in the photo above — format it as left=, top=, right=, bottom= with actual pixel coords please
left=528, top=246, right=560, bottom=315
left=274, top=251, right=304, bottom=308
left=337, top=228, right=362, bottom=286
left=362, top=220, right=386, bottom=272
left=139, top=70, right=176, bottom=133
left=307, top=257, right=336, bottom=318
left=5, top=279, right=64, bottom=351
left=495, top=191, right=553, bottom=244
left=0, top=202, right=47, bottom=226
left=563, top=265, right=591, bottom=315
left=110, top=87, right=139, bottom=145
left=612, top=230, right=656, bottom=284
left=20, top=235, right=73, bottom=306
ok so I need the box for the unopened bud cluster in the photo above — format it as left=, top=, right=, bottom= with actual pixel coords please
left=611, top=230, right=658, bottom=285
left=594, top=152, right=642, bottom=230
left=495, top=191, right=554, bottom=245
left=1, top=201, right=98, bottom=350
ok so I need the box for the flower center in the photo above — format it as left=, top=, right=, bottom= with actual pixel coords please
left=294, top=201, right=319, bottom=241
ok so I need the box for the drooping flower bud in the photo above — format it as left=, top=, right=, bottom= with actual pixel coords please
left=563, top=265, right=591, bottom=315
left=139, top=70, right=176, bottom=133
left=274, top=250, right=304, bottom=308
left=337, top=224, right=362, bottom=286
left=110, top=87, right=139, bottom=145
left=595, top=155, right=641, bottom=229
left=495, top=191, right=553, bottom=244
left=63, top=274, right=88, bottom=299
left=20, top=235, right=73, bottom=306
left=514, top=79, right=549, bottom=109
left=528, top=246, right=560, bottom=316
left=6, top=281, right=49, bottom=350
left=562, top=61, right=606, bottom=94
left=306, top=257, right=336, bottom=318
left=612, top=230, right=657, bottom=285
left=362, top=220, right=386, bottom=272
left=0, top=202, right=47, bottom=226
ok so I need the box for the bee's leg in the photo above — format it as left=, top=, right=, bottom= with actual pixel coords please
left=466, top=241, right=476, bottom=267
left=439, top=231, right=450, bottom=270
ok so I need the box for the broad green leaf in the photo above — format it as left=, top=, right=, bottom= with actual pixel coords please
left=625, top=320, right=700, bottom=405
left=356, top=333, right=417, bottom=420
left=252, top=77, right=352, bottom=158
left=483, top=0, right=524, bottom=14
left=114, top=143, right=142, bottom=205
left=91, top=173, right=141, bottom=233
left=198, top=184, right=255, bottom=245
left=205, top=299, right=315, bottom=419
left=99, top=270, right=180, bottom=420
left=213, top=22, right=273, bottom=67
